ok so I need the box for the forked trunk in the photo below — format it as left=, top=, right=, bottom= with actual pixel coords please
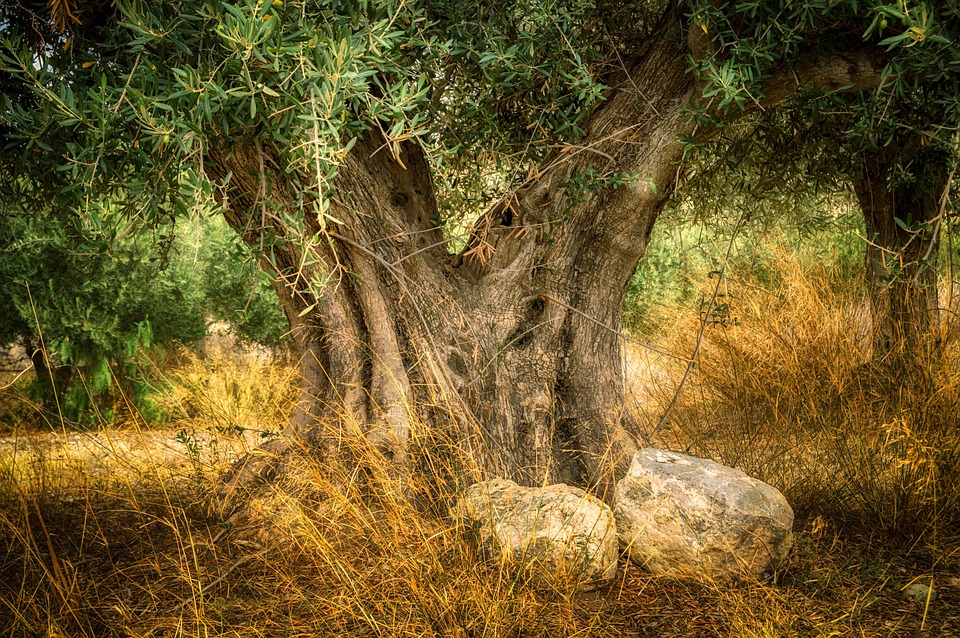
left=207, top=44, right=695, bottom=506
left=206, top=22, right=886, bottom=509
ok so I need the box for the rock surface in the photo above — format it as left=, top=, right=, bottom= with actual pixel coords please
left=614, top=448, right=794, bottom=580
left=453, top=478, right=618, bottom=590
left=902, top=582, right=938, bottom=602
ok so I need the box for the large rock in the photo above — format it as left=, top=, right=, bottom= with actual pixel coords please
left=453, top=478, right=618, bottom=590
left=614, top=448, right=794, bottom=581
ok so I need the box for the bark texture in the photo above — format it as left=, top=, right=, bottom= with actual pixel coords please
left=854, top=155, right=947, bottom=359
left=26, top=339, right=71, bottom=402
left=206, top=20, right=887, bottom=508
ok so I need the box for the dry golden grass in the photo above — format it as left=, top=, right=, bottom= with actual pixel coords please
left=630, top=238, right=960, bottom=544
left=0, top=423, right=634, bottom=637
left=1, top=250, right=960, bottom=637
left=3, top=423, right=958, bottom=637
left=154, top=348, right=300, bottom=439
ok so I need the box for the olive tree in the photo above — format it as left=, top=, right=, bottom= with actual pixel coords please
left=674, top=4, right=960, bottom=360
left=2, top=0, right=951, bottom=500
left=0, top=201, right=207, bottom=414
left=0, top=200, right=287, bottom=421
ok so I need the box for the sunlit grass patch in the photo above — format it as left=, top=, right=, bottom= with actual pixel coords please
left=0, top=433, right=635, bottom=637
left=630, top=236, right=960, bottom=541
left=150, top=347, right=299, bottom=438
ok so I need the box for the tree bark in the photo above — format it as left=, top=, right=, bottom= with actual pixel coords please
left=26, top=338, right=70, bottom=402
left=205, top=20, right=887, bottom=510
left=853, top=154, right=947, bottom=360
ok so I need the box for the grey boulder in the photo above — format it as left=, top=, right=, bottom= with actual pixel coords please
left=902, top=582, right=938, bottom=602
left=453, top=478, right=618, bottom=590
left=614, top=448, right=794, bottom=580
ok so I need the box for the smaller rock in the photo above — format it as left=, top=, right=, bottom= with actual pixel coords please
left=902, top=582, right=938, bottom=602
left=453, top=479, right=618, bottom=591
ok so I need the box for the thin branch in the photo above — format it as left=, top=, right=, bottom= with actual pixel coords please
left=391, top=231, right=469, bottom=265
left=920, top=165, right=956, bottom=266
left=646, top=214, right=745, bottom=443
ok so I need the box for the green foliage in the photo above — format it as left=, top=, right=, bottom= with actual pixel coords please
left=626, top=200, right=867, bottom=335
left=0, top=200, right=285, bottom=425
left=1, top=1, right=955, bottom=202
left=0, top=204, right=202, bottom=354
left=185, top=215, right=289, bottom=347
left=0, top=0, right=655, bottom=261
left=0, top=204, right=188, bottom=422
left=680, top=1, right=959, bottom=227
left=686, top=0, right=960, bottom=113
left=0, top=1, right=955, bottom=283
left=625, top=223, right=710, bottom=334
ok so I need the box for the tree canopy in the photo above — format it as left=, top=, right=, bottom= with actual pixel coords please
left=4, top=1, right=954, bottom=244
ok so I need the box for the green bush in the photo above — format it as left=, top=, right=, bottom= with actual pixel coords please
left=0, top=206, right=287, bottom=427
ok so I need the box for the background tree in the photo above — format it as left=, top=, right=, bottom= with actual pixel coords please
left=3, top=0, right=953, bottom=502
left=186, top=215, right=290, bottom=349
left=0, top=200, right=286, bottom=423
left=845, top=69, right=957, bottom=359
left=673, top=3, right=960, bottom=360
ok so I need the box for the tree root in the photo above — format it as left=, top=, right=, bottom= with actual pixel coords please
left=210, top=437, right=291, bottom=519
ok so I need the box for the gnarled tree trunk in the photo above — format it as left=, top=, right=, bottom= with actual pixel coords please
left=206, top=22, right=885, bottom=509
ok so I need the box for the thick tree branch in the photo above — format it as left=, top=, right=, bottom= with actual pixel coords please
left=760, top=47, right=887, bottom=110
